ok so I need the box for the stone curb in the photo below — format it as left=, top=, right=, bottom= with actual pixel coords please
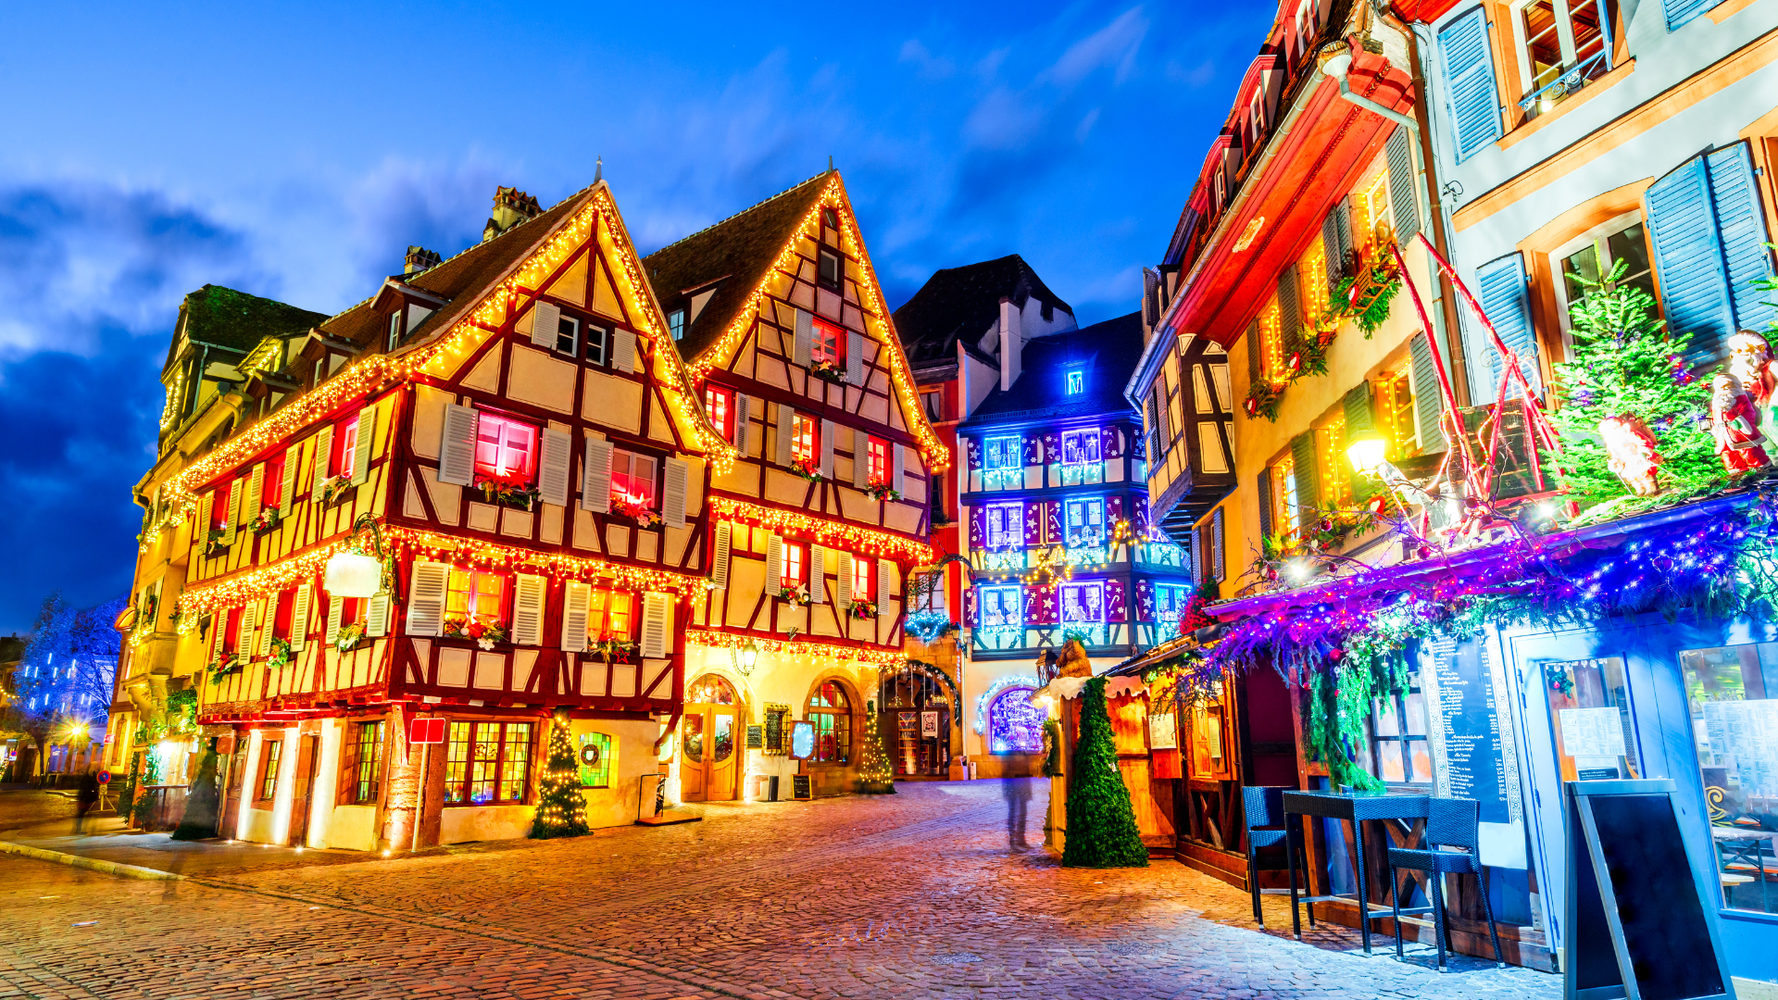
left=0, top=840, right=184, bottom=881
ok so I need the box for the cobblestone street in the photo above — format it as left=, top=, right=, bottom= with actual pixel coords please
left=2, top=780, right=1560, bottom=1000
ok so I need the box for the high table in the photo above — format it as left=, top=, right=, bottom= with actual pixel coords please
left=1283, top=789, right=1431, bottom=954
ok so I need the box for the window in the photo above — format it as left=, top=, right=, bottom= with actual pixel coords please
left=261, top=453, right=285, bottom=509
left=210, top=483, right=230, bottom=528
left=978, top=584, right=1022, bottom=628
left=611, top=449, right=658, bottom=507
left=1064, top=497, right=1106, bottom=546
left=705, top=386, right=734, bottom=442
left=791, top=414, right=817, bottom=466
left=921, top=390, right=943, bottom=422
left=552, top=313, right=579, bottom=356
left=446, top=568, right=508, bottom=627
left=443, top=720, right=533, bottom=805
left=473, top=413, right=538, bottom=484
left=387, top=310, right=403, bottom=352
left=811, top=318, right=842, bottom=367
left=821, top=207, right=839, bottom=230
left=1153, top=583, right=1193, bottom=625
left=585, top=323, right=608, bottom=365
left=1375, top=362, right=1418, bottom=455
left=340, top=721, right=385, bottom=805
left=1059, top=581, right=1105, bottom=626
left=222, top=606, right=244, bottom=654
left=866, top=436, right=889, bottom=483
left=333, top=414, right=361, bottom=479
left=851, top=555, right=874, bottom=602
left=1066, top=369, right=1085, bottom=395
left=984, top=503, right=1023, bottom=549
left=983, top=435, right=1022, bottom=474
left=1517, top=0, right=1610, bottom=119
left=257, top=737, right=282, bottom=802
left=1061, top=429, right=1102, bottom=466
left=1268, top=457, right=1299, bottom=536
left=271, top=589, right=294, bottom=640
left=1300, top=236, right=1329, bottom=326
left=587, top=586, right=635, bottom=641
left=989, top=686, right=1045, bottom=753
left=1350, top=172, right=1392, bottom=245
left=1680, top=642, right=1778, bottom=916
left=782, top=542, right=807, bottom=588
left=1258, top=297, right=1284, bottom=381
left=578, top=731, right=613, bottom=788
left=818, top=249, right=842, bottom=289
left=807, top=681, right=851, bottom=763
left=1371, top=681, right=1432, bottom=785
left=1316, top=416, right=1351, bottom=510
left=1556, top=218, right=1655, bottom=336
left=667, top=309, right=687, bottom=341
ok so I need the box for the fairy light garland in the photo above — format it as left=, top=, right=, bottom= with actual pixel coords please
left=710, top=497, right=936, bottom=564
left=683, top=629, right=906, bottom=666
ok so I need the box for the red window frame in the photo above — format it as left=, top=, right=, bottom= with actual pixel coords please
left=851, top=555, right=874, bottom=602
left=782, top=542, right=808, bottom=588
left=704, top=385, right=734, bottom=442
left=443, top=720, right=533, bottom=806
left=332, top=412, right=361, bottom=478
left=222, top=606, right=244, bottom=654
left=272, top=589, right=294, bottom=639
left=261, top=453, right=285, bottom=508
left=811, top=317, right=844, bottom=366
left=473, top=412, right=539, bottom=485
left=867, top=436, right=889, bottom=483
left=791, top=415, right=817, bottom=465
left=587, top=586, right=636, bottom=641
left=612, top=449, right=658, bottom=508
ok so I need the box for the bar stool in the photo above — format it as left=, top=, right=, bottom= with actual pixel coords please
left=1386, top=796, right=1504, bottom=970
left=1243, top=785, right=1313, bottom=928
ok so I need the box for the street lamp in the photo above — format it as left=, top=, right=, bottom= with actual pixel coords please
left=324, top=513, right=389, bottom=598
left=1345, top=431, right=1390, bottom=477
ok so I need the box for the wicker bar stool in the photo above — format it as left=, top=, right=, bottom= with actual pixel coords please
left=1386, top=797, right=1504, bottom=970
left=1242, top=785, right=1313, bottom=927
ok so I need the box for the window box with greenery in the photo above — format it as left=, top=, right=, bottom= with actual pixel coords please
left=789, top=458, right=824, bottom=483
left=778, top=584, right=812, bottom=606
left=266, top=636, right=292, bottom=670
left=846, top=598, right=878, bottom=620
left=250, top=505, right=282, bottom=535
left=443, top=617, right=508, bottom=650
left=475, top=474, right=539, bottom=511
left=862, top=478, right=901, bottom=502
left=589, top=630, right=635, bottom=664
left=609, top=493, right=662, bottom=528
left=203, top=528, right=229, bottom=558
left=334, top=620, right=368, bottom=654
left=810, top=358, right=847, bottom=385
left=319, top=474, right=356, bottom=507
left=208, top=651, right=244, bottom=681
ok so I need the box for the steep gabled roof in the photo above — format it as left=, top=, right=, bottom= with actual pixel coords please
left=890, top=255, right=1073, bottom=368
left=166, top=285, right=327, bottom=373
left=641, top=173, right=831, bottom=359
left=960, top=312, right=1146, bottom=427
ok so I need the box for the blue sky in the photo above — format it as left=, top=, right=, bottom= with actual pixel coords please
left=0, top=1, right=1269, bottom=631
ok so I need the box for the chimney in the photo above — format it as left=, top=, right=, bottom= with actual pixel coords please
left=999, top=296, right=1023, bottom=392
left=405, top=246, right=442, bottom=276
left=482, top=186, right=542, bottom=242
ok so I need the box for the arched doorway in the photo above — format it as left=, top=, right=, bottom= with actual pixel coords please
left=682, top=674, right=742, bottom=802
left=879, top=661, right=957, bottom=777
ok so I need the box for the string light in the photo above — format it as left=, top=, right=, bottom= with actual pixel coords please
left=709, top=498, right=935, bottom=565
left=683, top=629, right=906, bottom=666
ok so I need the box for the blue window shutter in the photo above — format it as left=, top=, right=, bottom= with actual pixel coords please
left=1475, top=252, right=1538, bottom=399
left=1647, top=154, right=1736, bottom=364
left=1706, top=142, right=1778, bottom=335
left=1439, top=8, right=1502, bottom=162
left=1663, top=0, right=1722, bottom=31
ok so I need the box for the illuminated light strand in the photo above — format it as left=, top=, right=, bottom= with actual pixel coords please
left=709, top=497, right=936, bottom=564
left=682, top=629, right=906, bottom=666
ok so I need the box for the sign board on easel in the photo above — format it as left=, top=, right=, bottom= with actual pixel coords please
left=1565, top=779, right=1735, bottom=1000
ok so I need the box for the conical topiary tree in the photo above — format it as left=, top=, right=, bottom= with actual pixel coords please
left=171, top=743, right=220, bottom=840
left=1061, top=676, right=1149, bottom=868
left=856, top=709, right=896, bottom=793
left=530, top=714, right=590, bottom=839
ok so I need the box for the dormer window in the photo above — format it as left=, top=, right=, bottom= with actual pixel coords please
left=818, top=249, right=842, bottom=289
left=1066, top=369, right=1085, bottom=395
left=387, top=311, right=403, bottom=352
left=585, top=323, right=608, bottom=366
left=668, top=309, right=687, bottom=341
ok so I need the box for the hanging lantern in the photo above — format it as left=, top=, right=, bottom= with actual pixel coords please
left=324, top=549, right=382, bottom=598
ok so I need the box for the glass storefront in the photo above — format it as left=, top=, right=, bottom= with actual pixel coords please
left=1680, top=642, right=1778, bottom=916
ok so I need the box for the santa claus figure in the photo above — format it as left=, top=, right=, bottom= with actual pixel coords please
left=1728, top=329, right=1778, bottom=442
left=1711, top=372, right=1771, bottom=472
left=1598, top=414, right=1663, bottom=496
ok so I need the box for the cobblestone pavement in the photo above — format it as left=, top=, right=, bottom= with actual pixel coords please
left=2, top=779, right=1561, bottom=999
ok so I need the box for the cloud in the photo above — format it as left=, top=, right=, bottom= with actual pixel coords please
left=899, top=39, right=954, bottom=80
left=1166, top=59, right=1219, bottom=88
left=1042, top=8, right=1149, bottom=88
left=962, top=87, right=1046, bottom=151
left=1076, top=108, right=1102, bottom=143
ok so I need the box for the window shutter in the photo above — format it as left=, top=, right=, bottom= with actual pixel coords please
left=366, top=592, right=390, bottom=638
left=837, top=552, right=853, bottom=607
left=309, top=425, right=335, bottom=500
left=640, top=593, right=672, bottom=658
left=1710, top=143, right=1776, bottom=335
left=846, top=331, right=865, bottom=384
left=765, top=534, right=783, bottom=592
left=612, top=328, right=637, bottom=373
left=325, top=595, right=342, bottom=647
left=1189, top=527, right=1202, bottom=587
left=711, top=522, right=732, bottom=589
left=891, top=443, right=907, bottom=494
left=247, top=463, right=265, bottom=525
left=1439, top=7, right=1502, bottom=162
left=853, top=435, right=871, bottom=488
left=1474, top=252, right=1538, bottom=397
left=1212, top=507, right=1226, bottom=582
left=535, top=428, right=571, bottom=507
left=774, top=403, right=795, bottom=466
left=1322, top=208, right=1347, bottom=285
left=877, top=559, right=894, bottom=622
left=809, top=545, right=827, bottom=604
left=733, top=393, right=750, bottom=453
left=1257, top=470, right=1274, bottom=539
left=530, top=300, right=560, bottom=349
left=1144, top=393, right=1161, bottom=464
left=279, top=446, right=299, bottom=513
left=197, top=493, right=213, bottom=548
left=1277, top=265, right=1302, bottom=358
left=581, top=438, right=613, bottom=512
left=437, top=405, right=477, bottom=487
left=349, top=405, right=376, bottom=486
left=1385, top=127, right=1421, bottom=242
left=1246, top=321, right=1263, bottom=387
left=1156, top=385, right=1174, bottom=446
left=511, top=574, right=545, bottom=646
left=1344, top=382, right=1378, bottom=505
left=256, top=598, right=276, bottom=656
left=1663, top=0, right=1720, bottom=30
left=1409, top=332, right=1448, bottom=454
left=209, top=608, right=225, bottom=663
left=561, top=581, right=590, bottom=652
left=290, top=582, right=312, bottom=651
left=239, top=602, right=258, bottom=659
left=222, top=479, right=241, bottom=544
left=793, top=308, right=813, bottom=367
left=404, top=561, right=449, bottom=637
left=662, top=457, right=689, bottom=529
left=819, top=419, right=836, bottom=478
left=1289, top=432, right=1319, bottom=525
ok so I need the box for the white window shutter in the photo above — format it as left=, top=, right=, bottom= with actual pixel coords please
left=640, top=592, right=672, bottom=658
left=197, top=494, right=213, bottom=546
left=846, top=331, right=864, bottom=384
left=774, top=403, right=795, bottom=466
left=239, top=602, right=258, bottom=659
left=537, top=428, right=572, bottom=507
left=891, top=443, right=907, bottom=494
left=612, top=328, right=637, bottom=373
left=254, top=598, right=273, bottom=656
left=512, top=574, right=546, bottom=646
left=878, top=560, right=894, bottom=622
left=404, top=561, right=449, bottom=637
left=209, top=608, right=225, bottom=662
left=530, top=300, right=560, bottom=349
left=711, top=523, right=732, bottom=589
left=581, top=438, right=613, bottom=512
left=350, top=405, right=377, bottom=486
left=809, top=545, right=827, bottom=605
left=837, top=552, right=853, bottom=608
left=819, top=419, right=836, bottom=478
left=764, top=534, right=783, bottom=591
left=325, top=595, right=343, bottom=647
left=290, top=582, right=312, bottom=651
left=662, top=458, right=689, bottom=529
left=732, top=393, right=750, bottom=453
left=366, top=592, right=390, bottom=638
left=561, top=581, right=591, bottom=653
left=853, top=433, right=871, bottom=489
left=793, top=309, right=813, bottom=367
left=437, top=404, right=478, bottom=486
left=247, top=463, right=265, bottom=525
left=310, top=425, right=335, bottom=500
left=279, top=447, right=298, bottom=513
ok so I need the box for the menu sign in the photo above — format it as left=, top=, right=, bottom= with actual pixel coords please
left=1422, top=635, right=1521, bottom=826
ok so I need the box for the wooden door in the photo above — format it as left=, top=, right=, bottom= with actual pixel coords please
left=287, top=735, right=320, bottom=846
left=219, top=748, right=247, bottom=838
left=681, top=712, right=708, bottom=802
left=708, top=708, right=738, bottom=801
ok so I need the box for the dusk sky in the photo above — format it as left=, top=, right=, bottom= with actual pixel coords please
left=0, top=1, right=1269, bottom=631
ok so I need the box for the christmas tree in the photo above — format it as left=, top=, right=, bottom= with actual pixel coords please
left=1547, top=261, right=1717, bottom=506
left=171, top=743, right=221, bottom=840
left=856, top=707, right=895, bottom=794
left=1061, top=677, right=1149, bottom=868
left=529, top=714, right=590, bottom=839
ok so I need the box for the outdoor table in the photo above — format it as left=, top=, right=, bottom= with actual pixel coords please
left=1712, top=826, right=1778, bottom=911
left=1282, top=789, right=1431, bottom=954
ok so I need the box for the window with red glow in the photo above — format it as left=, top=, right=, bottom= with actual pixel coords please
left=473, top=413, right=538, bottom=484
left=446, top=569, right=508, bottom=626
left=704, top=386, right=733, bottom=442
left=211, top=483, right=230, bottom=528
left=867, top=437, right=888, bottom=482
left=812, top=318, right=843, bottom=366
left=341, top=597, right=363, bottom=626
left=782, top=543, right=806, bottom=587
left=612, top=450, right=657, bottom=507
left=262, top=454, right=285, bottom=508
left=333, top=413, right=361, bottom=478
left=222, top=606, right=243, bottom=653
left=792, top=415, right=816, bottom=465
left=852, top=556, right=874, bottom=602
left=272, top=589, right=294, bottom=639
left=587, top=587, right=635, bottom=640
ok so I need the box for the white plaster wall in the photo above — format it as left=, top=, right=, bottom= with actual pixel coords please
left=233, top=729, right=263, bottom=841
left=439, top=804, right=531, bottom=844
left=327, top=805, right=379, bottom=852
left=307, top=720, right=344, bottom=849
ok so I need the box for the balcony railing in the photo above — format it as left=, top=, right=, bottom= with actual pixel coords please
left=1518, top=50, right=1611, bottom=121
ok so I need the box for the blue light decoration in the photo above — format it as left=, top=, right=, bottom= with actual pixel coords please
left=904, top=609, right=959, bottom=643
left=974, top=674, right=1042, bottom=734
left=789, top=720, right=816, bottom=760
left=990, top=687, right=1047, bottom=753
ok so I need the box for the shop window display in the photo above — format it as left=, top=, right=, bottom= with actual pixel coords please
left=1681, top=642, right=1778, bottom=915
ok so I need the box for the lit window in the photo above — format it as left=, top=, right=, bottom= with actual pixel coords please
left=1558, top=219, right=1656, bottom=332
left=1375, top=362, right=1418, bottom=455
left=257, top=738, right=282, bottom=802
left=585, top=324, right=608, bottom=365
left=1061, top=429, right=1102, bottom=466
left=867, top=436, right=889, bottom=482
left=983, top=435, right=1022, bottom=471
left=792, top=414, right=817, bottom=465
left=612, top=449, right=657, bottom=507
left=587, top=586, right=635, bottom=640
left=705, top=386, right=733, bottom=442
left=578, top=732, right=613, bottom=788
left=812, top=318, right=843, bottom=367
left=221, top=606, right=244, bottom=653
left=977, top=585, right=1022, bottom=628
left=1066, top=369, right=1085, bottom=395
left=1153, top=583, right=1193, bottom=625
left=852, top=555, right=874, bottom=602
left=1259, top=297, right=1284, bottom=381
left=667, top=309, right=687, bottom=341
left=210, top=484, right=230, bottom=528
left=1317, top=416, right=1351, bottom=510
left=989, top=686, right=1044, bottom=753
left=1268, top=458, right=1299, bottom=536
left=1350, top=172, right=1393, bottom=246
left=1059, top=581, right=1105, bottom=625
left=818, top=249, right=842, bottom=289
left=446, top=568, right=508, bottom=626
left=334, top=413, right=361, bottom=478
left=984, top=503, right=1023, bottom=548
left=1064, top=497, right=1106, bottom=545
left=1300, top=236, right=1329, bottom=324
left=807, top=681, right=850, bottom=763
left=782, top=542, right=806, bottom=588
left=443, top=720, right=531, bottom=805
left=340, top=721, right=385, bottom=805
left=473, top=413, right=537, bottom=484
left=552, top=313, right=578, bottom=356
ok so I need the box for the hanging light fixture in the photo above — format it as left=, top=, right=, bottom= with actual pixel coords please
left=324, top=513, right=389, bottom=599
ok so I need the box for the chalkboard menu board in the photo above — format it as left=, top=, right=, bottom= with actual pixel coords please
left=1420, top=635, right=1521, bottom=826
left=746, top=725, right=764, bottom=750
left=764, top=706, right=788, bottom=754
left=792, top=774, right=813, bottom=800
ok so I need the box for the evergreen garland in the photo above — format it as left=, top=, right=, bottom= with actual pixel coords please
left=529, top=714, right=590, bottom=839
left=1041, top=719, right=1064, bottom=777
left=1061, top=677, right=1149, bottom=868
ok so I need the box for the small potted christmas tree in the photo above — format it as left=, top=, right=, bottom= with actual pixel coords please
left=530, top=714, right=590, bottom=839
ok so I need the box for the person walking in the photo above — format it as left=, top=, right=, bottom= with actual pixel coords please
left=1002, top=776, right=1032, bottom=850
left=74, top=766, right=101, bottom=835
